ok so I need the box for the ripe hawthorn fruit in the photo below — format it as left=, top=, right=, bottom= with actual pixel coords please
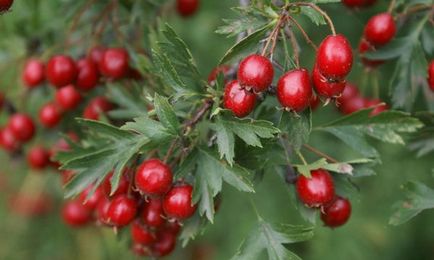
left=296, top=169, right=335, bottom=207
left=22, top=59, right=45, bottom=88
left=55, top=85, right=82, bottom=110
left=62, top=200, right=92, bottom=227
left=106, top=194, right=138, bottom=227
left=223, top=80, right=256, bottom=117
left=312, top=63, right=346, bottom=98
left=135, top=159, right=173, bottom=196
left=141, top=198, right=165, bottom=228
left=428, top=60, right=434, bottom=91
left=320, top=196, right=352, bottom=227
left=276, top=68, right=313, bottom=112
left=316, top=34, right=353, bottom=80
left=131, top=220, right=156, bottom=245
left=176, top=0, right=199, bottom=17
left=8, top=113, right=36, bottom=142
left=238, top=54, right=274, bottom=92
left=162, top=184, right=197, bottom=220
left=39, top=102, right=62, bottom=128
left=364, top=13, right=396, bottom=47
left=0, top=0, right=13, bottom=12
left=27, top=146, right=50, bottom=170
left=99, top=48, right=129, bottom=79
left=76, top=58, right=99, bottom=91
left=46, top=55, right=77, bottom=88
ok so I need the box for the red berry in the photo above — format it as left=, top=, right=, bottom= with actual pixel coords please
left=342, top=0, right=365, bottom=7
left=312, top=64, right=346, bottom=98
left=339, top=95, right=367, bottom=115
left=176, top=0, right=199, bottom=17
left=76, top=58, right=99, bottom=91
left=61, top=170, right=75, bottom=185
left=83, top=96, right=113, bottom=120
left=22, top=59, right=45, bottom=88
left=223, top=80, right=256, bottom=117
left=337, top=82, right=359, bottom=105
left=316, top=34, right=353, bottom=80
left=238, top=54, right=274, bottom=92
left=62, top=200, right=92, bottom=227
left=358, top=38, right=384, bottom=67
left=8, top=113, right=35, bottom=142
left=27, top=146, right=50, bottom=170
left=55, top=85, right=82, bottom=110
left=0, top=127, right=19, bottom=152
left=39, top=102, right=62, bottom=128
left=365, top=98, right=388, bottom=116
left=99, top=48, right=129, bottom=79
left=152, top=231, right=176, bottom=257
left=163, top=184, right=196, bottom=220
left=79, top=185, right=104, bottom=211
left=208, top=65, right=231, bottom=84
left=364, top=13, right=396, bottom=47
left=135, top=159, right=173, bottom=196
left=296, top=169, right=335, bottom=207
left=0, top=0, right=13, bottom=12
left=46, top=55, right=77, bottom=88
left=102, top=170, right=130, bottom=197
left=96, top=197, right=111, bottom=225
left=131, top=221, right=156, bottom=245
left=321, top=196, right=352, bottom=227
left=88, top=46, right=106, bottom=66
left=428, top=60, right=434, bottom=91
left=276, top=69, right=313, bottom=112
left=107, top=194, right=138, bottom=226
left=310, top=94, right=320, bottom=111
left=141, top=198, right=165, bottom=228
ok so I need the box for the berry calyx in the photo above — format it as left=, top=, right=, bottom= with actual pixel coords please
left=99, top=48, right=129, bottom=79
left=238, top=54, right=274, bottom=92
left=8, top=113, right=36, bottom=142
left=176, top=0, right=199, bottom=17
left=135, top=159, right=173, bottom=196
left=296, top=169, right=335, bottom=207
left=55, top=85, right=82, bottom=110
left=316, top=34, right=353, bottom=80
left=320, top=196, right=352, bottom=227
left=46, top=55, right=77, bottom=88
left=312, top=64, right=346, bottom=98
left=62, top=200, right=92, bottom=227
left=39, top=102, right=63, bottom=128
left=428, top=60, right=434, bottom=91
left=152, top=230, right=176, bottom=257
left=276, top=68, right=313, bottom=112
left=27, top=146, right=50, bottom=170
left=141, top=198, right=165, bottom=228
left=107, top=194, right=138, bottom=227
left=162, top=184, right=197, bottom=220
left=131, top=221, right=156, bottom=245
left=223, top=80, right=256, bottom=118
left=364, top=13, right=396, bottom=47
left=22, top=59, right=45, bottom=88
left=76, top=58, right=99, bottom=91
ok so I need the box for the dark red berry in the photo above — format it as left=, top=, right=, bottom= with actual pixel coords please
left=55, top=85, right=82, bottom=110
left=131, top=221, right=156, bottom=245
left=102, top=170, right=130, bottom=197
left=99, top=48, right=129, bottom=79
left=365, top=98, right=388, bottom=116
left=208, top=65, right=231, bottom=84
left=107, top=194, right=138, bottom=226
left=310, top=94, right=320, bottom=110
left=88, top=46, right=106, bottom=66
left=46, top=55, right=77, bottom=88
left=96, top=197, right=111, bottom=225
left=342, top=0, right=365, bottom=7
left=428, top=60, right=434, bottom=91
left=238, top=54, right=274, bottom=92
left=358, top=38, right=384, bottom=67
left=27, top=146, right=50, bottom=170
left=39, top=102, right=62, bottom=128
left=83, top=96, right=113, bottom=120
left=339, top=95, right=366, bottom=115
left=176, top=0, right=199, bottom=17
left=364, top=13, right=396, bottom=47
left=164, top=221, right=181, bottom=235
left=141, top=198, right=165, bottom=228
left=62, top=200, right=92, bottom=227
left=316, top=34, right=353, bottom=80
left=163, top=184, right=196, bottom=220
left=76, top=58, right=99, bottom=91
left=312, top=64, right=346, bottom=98
left=276, top=69, right=313, bottom=112
left=337, top=82, right=359, bottom=105
left=320, top=196, right=352, bottom=227
left=0, top=127, right=19, bottom=152
left=152, top=231, right=176, bottom=257
left=79, top=185, right=104, bottom=211
left=296, top=169, right=335, bottom=207
left=223, top=80, right=256, bottom=117
left=22, top=59, right=45, bottom=88
left=8, top=113, right=35, bottom=142
left=0, top=0, right=13, bottom=12
left=135, top=159, right=173, bottom=196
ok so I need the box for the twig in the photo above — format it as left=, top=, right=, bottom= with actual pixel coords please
left=303, top=144, right=338, bottom=163
left=290, top=2, right=336, bottom=35
left=286, top=15, right=318, bottom=50
left=285, top=26, right=300, bottom=68
left=387, top=0, right=397, bottom=14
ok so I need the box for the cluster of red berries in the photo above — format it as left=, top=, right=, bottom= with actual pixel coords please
left=428, top=60, right=434, bottom=92
left=342, top=0, right=376, bottom=8
left=176, top=0, right=199, bottom=17
left=359, top=12, right=396, bottom=68
left=223, top=34, right=353, bottom=117
left=337, top=82, right=388, bottom=116
left=296, top=169, right=352, bottom=228
left=62, top=159, right=197, bottom=257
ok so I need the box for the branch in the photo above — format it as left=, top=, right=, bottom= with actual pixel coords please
left=302, top=144, right=338, bottom=163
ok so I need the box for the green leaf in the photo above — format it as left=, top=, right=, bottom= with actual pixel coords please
left=106, top=83, right=149, bottom=119
left=321, top=158, right=373, bottom=176
left=300, top=6, right=325, bottom=26
left=232, top=220, right=314, bottom=260
left=280, top=109, right=312, bottom=151
left=179, top=215, right=207, bottom=247
left=390, top=181, right=434, bottom=225
left=293, top=158, right=327, bottom=177
left=364, top=36, right=413, bottom=60
left=214, top=120, right=235, bottom=165
left=121, top=117, right=173, bottom=143
left=153, top=94, right=180, bottom=135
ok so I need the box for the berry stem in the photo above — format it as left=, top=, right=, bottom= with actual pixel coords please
left=261, top=14, right=286, bottom=57
left=296, top=150, right=308, bottom=165
left=163, top=139, right=179, bottom=164
left=286, top=15, right=318, bottom=51
left=303, top=144, right=338, bottom=163
left=387, top=0, right=397, bottom=14
left=291, top=3, right=336, bottom=36
left=285, top=26, right=300, bottom=68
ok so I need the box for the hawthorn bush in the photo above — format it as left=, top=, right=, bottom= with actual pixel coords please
left=0, top=0, right=433, bottom=259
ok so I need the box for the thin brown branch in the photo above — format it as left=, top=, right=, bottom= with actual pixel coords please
left=285, top=26, right=300, bottom=68
left=303, top=144, right=339, bottom=163
left=291, top=2, right=336, bottom=35
left=286, top=15, right=318, bottom=50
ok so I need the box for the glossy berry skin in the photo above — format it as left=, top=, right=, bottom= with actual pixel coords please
left=39, top=103, right=62, bottom=128
left=238, top=54, right=274, bottom=92
left=342, top=0, right=376, bottom=7
left=135, top=159, right=173, bottom=196
left=310, top=94, right=320, bottom=111
left=76, top=58, right=99, bottom=91
left=337, top=82, right=359, bottom=105
left=83, top=96, right=113, bottom=120
left=99, top=48, right=129, bottom=79
left=96, top=197, right=111, bottom=225
left=0, top=127, right=19, bottom=152
left=296, top=169, right=335, bottom=207
left=364, top=13, right=396, bottom=47
left=107, top=194, right=138, bottom=227
left=312, top=64, right=346, bottom=98
left=79, top=185, right=104, bottom=211
left=428, top=60, right=434, bottom=91
left=321, top=196, right=352, bottom=227
left=176, top=0, right=199, bottom=17
left=102, top=171, right=130, bottom=197
left=27, top=146, right=50, bottom=170
left=88, top=46, right=106, bottom=66
left=316, top=35, right=353, bottom=80
left=141, top=198, right=165, bottom=228
left=339, top=95, right=366, bottom=115
left=152, top=231, right=176, bottom=257
left=163, top=184, right=196, bottom=220
left=8, top=113, right=35, bottom=142
left=55, top=85, right=82, bottom=110
left=46, top=55, right=77, bottom=88
left=0, top=0, right=13, bottom=12
left=358, top=38, right=384, bottom=67
left=366, top=98, right=388, bottom=116
left=62, top=200, right=92, bottom=227
left=277, top=69, right=313, bottom=112
left=208, top=65, right=231, bottom=84
left=131, top=221, right=156, bottom=245
left=223, top=80, right=256, bottom=117
left=22, top=59, right=45, bottom=88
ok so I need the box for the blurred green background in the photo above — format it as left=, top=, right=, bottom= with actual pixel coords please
left=0, top=0, right=433, bottom=259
